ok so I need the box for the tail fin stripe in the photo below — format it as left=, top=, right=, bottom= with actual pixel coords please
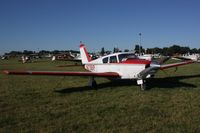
left=83, top=47, right=91, bottom=62
left=79, top=43, right=91, bottom=64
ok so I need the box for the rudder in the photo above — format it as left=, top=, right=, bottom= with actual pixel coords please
left=79, top=42, right=91, bottom=64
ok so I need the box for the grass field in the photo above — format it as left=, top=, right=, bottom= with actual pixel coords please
left=0, top=59, right=200, bottom=132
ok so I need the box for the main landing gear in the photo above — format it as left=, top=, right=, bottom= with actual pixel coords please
left=137, top=79, right=147, bottom=91
left=88, top=76, right=97, bottom=88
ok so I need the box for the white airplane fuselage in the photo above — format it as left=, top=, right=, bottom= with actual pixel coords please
left=83, top=52, right=151, bottom=79
left=85, top=63, right=146, bottom=79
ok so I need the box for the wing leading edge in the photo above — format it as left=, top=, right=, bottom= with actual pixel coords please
left=160, top=60, right=194, bottom=70
left=138, top=60, right=194, bottom=79
left=3, top=61, right=194, bottom=79
left=3, top=70, right=120, bottom=77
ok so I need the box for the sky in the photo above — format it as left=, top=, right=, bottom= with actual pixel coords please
left=0, top=0, right=200, bottom=54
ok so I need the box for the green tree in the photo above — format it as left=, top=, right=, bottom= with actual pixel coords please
left=100, top=47, right=105, bottom=56
left=190, top=48, right=198, bottom=54
left=124, top=49, right=129, bottom=52
left=113, top=47, right=119, bottom=53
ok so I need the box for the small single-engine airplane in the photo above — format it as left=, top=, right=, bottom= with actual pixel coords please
left=3, top=42, right=194, bottom=90
left=173, top=54, right=200, bottom=62
left=69, top=52, right=82, bottom=61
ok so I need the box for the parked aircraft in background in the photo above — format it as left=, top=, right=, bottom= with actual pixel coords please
left=51, top=53, right=74, bottom=61
left=138, top=54, right=153, bottom=61
left=51, top=52, right=82, bottom=62
left=19, top=54, right=41, bottom=63
left=1, top=56, right=9, bottom=60
left=3, top=42, right=194, bottom=90
left=173, top=54, right=200, bottom=62
left=69, top=52, right=82, bottom=61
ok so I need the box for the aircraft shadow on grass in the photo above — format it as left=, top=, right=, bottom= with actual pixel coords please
left=54, top=74, right=200, bottom=94
left=147, top=74, right=200, bottom=89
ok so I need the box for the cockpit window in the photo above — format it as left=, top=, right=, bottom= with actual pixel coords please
left=109, top=56, right=117, bottom=63
left=118, top=53, right=137, bottom=62
left=102, top=57, right=108, bottom=63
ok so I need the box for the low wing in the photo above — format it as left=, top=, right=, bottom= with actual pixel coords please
left=57, top=64, right=83, bottom=67
left=160, top=60, right=194, bottom=70
left=3, top=70, right=120, bottom=77
left=138, top=60, right=194, bottom=79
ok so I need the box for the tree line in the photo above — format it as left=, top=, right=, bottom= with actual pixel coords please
left=4, top=44, right=200, bottom=57
left=4, top=50, right=79, bottom=57
left=101, top=45, right=200, bottom=56
left=134, top=44, right=200, bottom=56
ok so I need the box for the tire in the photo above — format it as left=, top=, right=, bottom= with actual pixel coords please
left=141, top=83, right=146, bottom=91
left=92, top=80, right=97, bottom=88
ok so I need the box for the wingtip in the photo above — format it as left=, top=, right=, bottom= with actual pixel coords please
left=3, top=70, right=10, bottom=74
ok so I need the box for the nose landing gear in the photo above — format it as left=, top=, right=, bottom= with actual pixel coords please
left=137, top=79, right=147, bottom=91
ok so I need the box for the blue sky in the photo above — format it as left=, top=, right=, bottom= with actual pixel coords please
left=0, top=0, right=200, bottom=54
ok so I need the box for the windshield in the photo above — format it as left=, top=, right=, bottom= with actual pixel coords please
left=118, top=53, right=137, bottom=62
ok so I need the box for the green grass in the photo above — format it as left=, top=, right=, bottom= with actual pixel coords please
left=0, top=59, right=200, bottom=132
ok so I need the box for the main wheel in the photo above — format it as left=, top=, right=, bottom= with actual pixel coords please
left=91, top=80, right=97, bottom=87
left=88, top=77, right=97, bottom=88
left=140, top=83, right=146, bottom=91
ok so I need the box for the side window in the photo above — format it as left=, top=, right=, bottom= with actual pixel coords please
left=118, top=54, right=125, bottom=62
left=102, top=57, right=108, bottom=63
left=109, top=56, right=117, bottom=63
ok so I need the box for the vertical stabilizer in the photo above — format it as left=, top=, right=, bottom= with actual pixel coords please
left=79, top=42, right=91, bottom=64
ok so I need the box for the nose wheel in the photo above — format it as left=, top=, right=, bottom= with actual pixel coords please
left=140, top=82, right=146, bottom=91
left=137, top=79, right=147, bottom=90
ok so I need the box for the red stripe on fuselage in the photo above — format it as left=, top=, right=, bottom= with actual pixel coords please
left=120, top=58, right=151, bottom=65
